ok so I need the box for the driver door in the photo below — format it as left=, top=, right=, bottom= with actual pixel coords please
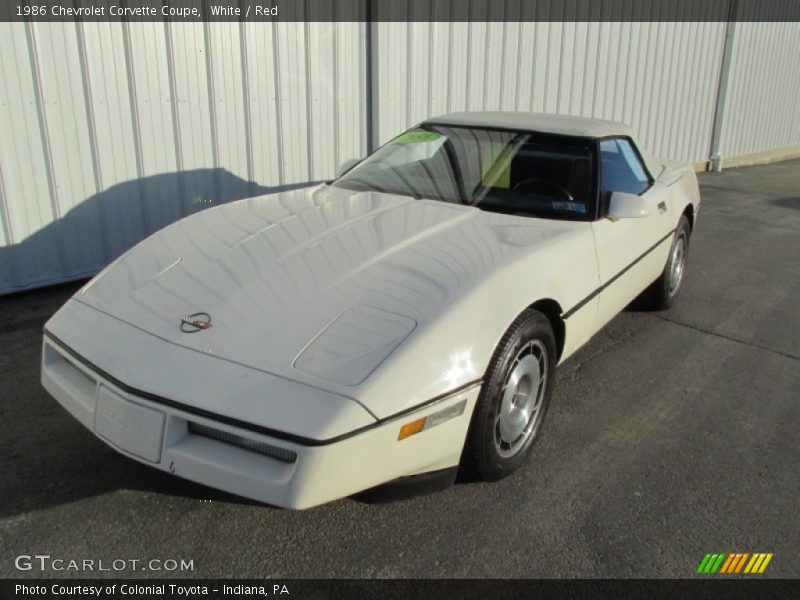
left=592, top=138, right=673, bottom=329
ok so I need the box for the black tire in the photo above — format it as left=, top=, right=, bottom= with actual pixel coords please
left=461, top=309, right=557, bottom=481
left=639, top=215, right=691, bottom=311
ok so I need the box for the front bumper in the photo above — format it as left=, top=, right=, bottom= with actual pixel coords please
left=41, top=337, right=480, bottom=509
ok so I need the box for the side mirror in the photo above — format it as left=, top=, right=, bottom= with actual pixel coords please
left=607, top=191, right=653, bottom=219
left=336, top=158, right=360, bottom=178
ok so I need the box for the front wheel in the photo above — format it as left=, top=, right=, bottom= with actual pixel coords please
left=461, top=309, right=557, bottom=481
left=640, top=215, right=691, bottom=310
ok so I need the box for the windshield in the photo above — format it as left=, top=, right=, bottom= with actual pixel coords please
left=333, top=124, right=596, bottom=220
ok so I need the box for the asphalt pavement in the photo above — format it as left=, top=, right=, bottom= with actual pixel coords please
left=1, top=159, right=799, bottom=578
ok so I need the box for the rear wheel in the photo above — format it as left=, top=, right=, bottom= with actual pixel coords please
left=462, top=309, right=556, bottom=481
left=640, top=215, right=691, bottom=310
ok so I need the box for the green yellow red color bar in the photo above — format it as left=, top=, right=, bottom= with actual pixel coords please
left=696, top=552, right=773, bottom=574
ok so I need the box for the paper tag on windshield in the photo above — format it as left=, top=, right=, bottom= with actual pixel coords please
left=395, top=131, right=441, bottom=144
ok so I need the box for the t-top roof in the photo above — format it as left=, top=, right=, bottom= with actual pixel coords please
left=424, top=111, right=634, bottom=139
left=421, top=110, right=664, bottom=177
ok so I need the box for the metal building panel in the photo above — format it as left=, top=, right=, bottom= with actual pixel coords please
left=0, top=23, right=62, bottom=289
left=0, top=22, right=367, bottom=294
left=126, top=22, right=182, bottom=233
left=307, top=22, right=337, bottom=181
left=375, top=20, right=727, bottom=165
left=466, top=21, right=488, bottom=111
left=375, top=21, right=407, bottom=143
left=688, top=21, right=726, bottom=162
left=665, top=23, right=690, bottom=159
left=513, top=22, right=535, bottom=111
left=242, top=22, right=283, bottom=188
left=592, top=22, right=613, bottom=119
left=429, top=21, right=451, bottom=117
left=720, top=22, right=800, bottom=158
left=168, top=22, right=220, bottom=211
left=564, top=22, right=587, bottom=117
left=530, top=21, right=549, bottom=114
left=336, top=22, right=366, bottom=163
left=446, top=22, right=470, bottom=114
left=0, top=163, right=13, bottom=289
left=0, top=15, right=795, bottom=296
left=275, top=23, right=311, bottom=184
left=30, top=22, right=104, bottom=278
left=484, top=22, right=505, bottom=111
left=407, top=21, right=431, bottom=126
left=80, top=21, right=147, bottom=259
left=316, top=21, right=366, bottom=174
left=206, top=22, right=251, bottom=201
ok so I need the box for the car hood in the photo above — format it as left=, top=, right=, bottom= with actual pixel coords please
left=77, top=185, right=579, bottom=391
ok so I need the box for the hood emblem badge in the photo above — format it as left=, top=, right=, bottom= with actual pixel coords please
left=180, top=312, right=212, bottom=333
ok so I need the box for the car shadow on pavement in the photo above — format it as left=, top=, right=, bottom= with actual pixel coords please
left=2, top=404, right=269, bottom=517
left=770, top=196, right=800, bottom=209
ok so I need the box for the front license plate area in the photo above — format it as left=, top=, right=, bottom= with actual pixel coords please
left=94, top=387, right=165, bottom=463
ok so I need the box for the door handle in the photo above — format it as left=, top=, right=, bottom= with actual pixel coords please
left=657, top=201, right=667, bottom=214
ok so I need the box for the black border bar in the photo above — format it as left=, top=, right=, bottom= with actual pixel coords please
left=2, top=578, right=798, bottom=599
left=3, top=0, right=800, bottom=23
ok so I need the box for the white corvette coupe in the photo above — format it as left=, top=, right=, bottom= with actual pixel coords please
left=42, top=112, right=699, bottom=509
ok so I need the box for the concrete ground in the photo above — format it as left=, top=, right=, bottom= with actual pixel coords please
left=1, top=160, right=798, bottom=579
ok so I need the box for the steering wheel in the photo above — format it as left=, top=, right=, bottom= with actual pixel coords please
left=512, top=178, right=574, bottom=203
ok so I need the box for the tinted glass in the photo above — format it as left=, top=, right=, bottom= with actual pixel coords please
left=599, top=138, right=650, bottom=199
left=333, top=125, right=596, bottom=220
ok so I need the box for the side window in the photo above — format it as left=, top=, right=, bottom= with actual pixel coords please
left=599, top=138, right=651, bottom=202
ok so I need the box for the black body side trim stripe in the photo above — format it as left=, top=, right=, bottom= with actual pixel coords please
left=43, top=331, right=481, bottom=447
left=562, top=228, right=676, bottom=320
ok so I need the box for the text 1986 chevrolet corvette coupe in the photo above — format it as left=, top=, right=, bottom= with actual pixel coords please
left=42, top=112, right=699, bottom=508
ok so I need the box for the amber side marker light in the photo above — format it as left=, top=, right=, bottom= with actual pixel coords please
left=397, top=399, right=468, bottom=441
left=398, top=418, right=426, bottom=440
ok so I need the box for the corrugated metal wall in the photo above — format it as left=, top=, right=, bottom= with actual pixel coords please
left=718, top=21, right=800, bottom=158
left=1, top=18, right=798, bottom=294
left=0, top=21, right=366, bottom=293
left=374, top=21, right=728, bottom=163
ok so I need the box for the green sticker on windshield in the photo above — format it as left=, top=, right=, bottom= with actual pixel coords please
left=395, top=131, right=441, bottom=144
